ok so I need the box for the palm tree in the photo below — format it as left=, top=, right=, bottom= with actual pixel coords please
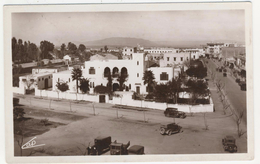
left=71, top=68, right=82, bottom=93
left=142, top=70, right=155, bottom=94
left=167, top=77, right=182, bottom=104
left=117, top=73, right=128, bottom=91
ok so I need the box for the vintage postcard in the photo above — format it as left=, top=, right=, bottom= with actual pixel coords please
left=4, top=2, right=253, bottom=163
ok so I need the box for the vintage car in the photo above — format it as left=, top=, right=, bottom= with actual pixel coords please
left=164, top=108, right=186, bottom=119
left=240, top=82, right=246, bottom=91
left=160, top=123, right=182, bottom=135
left=222, top=136, right=238, bottom=153
left=87, top=136, right=111, bottom=155
left=128, top=145, right=145, bottom=155
left=110, top=140, right=130, bottom=155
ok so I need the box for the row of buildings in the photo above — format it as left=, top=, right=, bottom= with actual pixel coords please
left=16, top=42, right=245, bottom=97
left=16, top=46, right=204, bottom=95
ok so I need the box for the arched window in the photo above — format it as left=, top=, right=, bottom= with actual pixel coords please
left=104, top=67, right=111, bottom=77
left=121, top=67, right=128, bottom=77
left=112, top=67, right=119, bottom=77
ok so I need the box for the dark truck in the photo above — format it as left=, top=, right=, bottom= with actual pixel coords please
left=110, top=140, right=130, bottom=155
left=128, top=145, right=145, bottom=155
left=222, top=136, right=237, bottom=153
left=88, top=136, right=111, bottom=155
left=160, top=123, right=182, bottom=135
left=164, top=108, right=186, bottom=119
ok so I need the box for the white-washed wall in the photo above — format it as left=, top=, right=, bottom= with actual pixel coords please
left=34, top=88, right=213, bottom=113
left=13, top=87, right=25, bottom=95
left=111, top=95, right=214, bottom=113
left=35, top=88, right=107, bottom=103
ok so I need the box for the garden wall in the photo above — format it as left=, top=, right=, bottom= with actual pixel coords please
left=13, top=87, right=25, bottom=95
left=34, top=89, right=213, bottom=113
left=35, top=88, right=109, bottom=103
left=111, top=96, right=214, bottom=113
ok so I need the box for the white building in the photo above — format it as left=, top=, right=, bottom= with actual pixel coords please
left=144, top=48, right=176, bottom=54
left=205, top=43, right=225, bottom=56
left=53, top=53, right=147, bottom=94
left=147, top=67, right=174, bottom=85
left=19, top=72, right=53, bottom=90
left=122, top=47, right=134, bottom=57
left=63, top=55, right=72, bottom=62
left=160, top=52, right=196, bottom=67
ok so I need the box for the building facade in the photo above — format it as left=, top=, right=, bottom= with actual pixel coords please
left=53, top=53, right=147, bottom=94
left=144, top=48, right=176, bottom=54
left=160, top=52, right=195, bottom=67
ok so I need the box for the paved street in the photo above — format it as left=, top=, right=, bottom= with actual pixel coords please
left=206, top=59, right=247, bottom=124
left=14, top=91, right=247, bottom=155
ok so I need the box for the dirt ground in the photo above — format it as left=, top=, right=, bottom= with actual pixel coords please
left=14, top=104, right=247, bottom=156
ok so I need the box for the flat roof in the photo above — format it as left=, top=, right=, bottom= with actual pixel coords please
left=20, top=72, right=53, bottom=78
left=54, top=70, right=72, bottom=74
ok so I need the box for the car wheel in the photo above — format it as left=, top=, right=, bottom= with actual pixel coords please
left=167, top=130, right=172, bottom=136
left=160, top=128, right=166, bottom=135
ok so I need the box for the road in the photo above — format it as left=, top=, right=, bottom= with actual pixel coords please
left=206, top=59, right=247, bottom=124
left=15, top=95, right=183, bottom=125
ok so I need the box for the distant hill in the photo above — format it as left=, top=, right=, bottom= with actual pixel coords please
left=71, top=37, right=245, bottom=49
left=75, top=37, right=159, bottom=48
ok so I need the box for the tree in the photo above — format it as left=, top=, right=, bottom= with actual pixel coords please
left=22, top=75, right=35, bottom=90
left=154, top=83, right=169, bottom=102
left=68, top=42, right=77, bottom=54
left=106, top=72, right=113, bottom=93
left=13, top=64, right=22, bottom=87
left=94, top=85, right=110, bottom=94
left=234, top=109, right=246, bottom=137
left=167, top=77, right=182, bottom=103
left=12, top=37, right=18, bottom=61
left=117, top=73, right=128, bottom=91
left=104, top=45, right=108, bottom=53
left=56, top=81, right=69, bottom=92
left=40, top=40, right=54, bottom=60
left=186, top=60, right=207, bottom=79
left=79, top=78, right=90, bottom=93
left=28, top=43, right=39, bottom=61
left=23, top=41, right=29, bottom=62
left=71, top=68, right=82, bottom=93
left=56, top=81, right=69, bottom=99
left=142, top=70, right=155, bottom=94
left=60, top=43, right=66, bottom=57
left=186, top=79, right=209, bottom=104
left=78, top=44, right=86, bottom=53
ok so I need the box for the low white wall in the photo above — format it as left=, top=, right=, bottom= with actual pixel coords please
left=34, top=88, right=213, bottom=113
left=111, top=96, right=214, bottom=113
left=35, top=88, right=108, bottom=103
left=13, top=87, right=25, bottom=95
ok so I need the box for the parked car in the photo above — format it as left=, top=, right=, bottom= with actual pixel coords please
left=164, top=108, right=186, bottom=119
left=110, top=140, right=130, bottom=155
left=13, top=98, right=19, bottom=106
left=240, top=82, right=246, bottom=91
left=160, top=123, right=182, bottom=135
left=128, top=145, right=145, bottom=155
left=87, top=136, right=111, bottom=155
left=222, top=136, right=237, bottom=153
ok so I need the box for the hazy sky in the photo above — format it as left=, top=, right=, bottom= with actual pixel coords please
left=12, top=10, right=245, bottom=46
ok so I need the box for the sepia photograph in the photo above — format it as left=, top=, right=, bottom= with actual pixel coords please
left=4, top=2, right=253, bottom=163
